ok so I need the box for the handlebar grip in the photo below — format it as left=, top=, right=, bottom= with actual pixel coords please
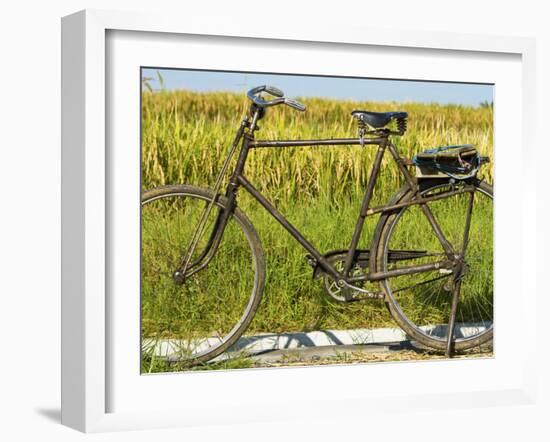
left=246, top=85, right=306, bottom=112
left=285, top=98, right=307, bottom=112
left=264, top=85, right=284, bottom=97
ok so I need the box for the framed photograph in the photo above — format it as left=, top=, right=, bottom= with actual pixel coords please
left=139, top=67, right=495, bottom=374
left=61, top=9, right=537, bottom=432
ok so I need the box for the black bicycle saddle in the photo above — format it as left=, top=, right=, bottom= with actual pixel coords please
left=351, top=110, right=408, bottom=129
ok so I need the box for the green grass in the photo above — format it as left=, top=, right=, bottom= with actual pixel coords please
left=140, top=89, right=493, bottom=372
left=141, top=350, right=255, bottom=373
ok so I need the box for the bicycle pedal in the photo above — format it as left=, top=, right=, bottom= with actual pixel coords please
left=305, top=254, right=322, bottom=280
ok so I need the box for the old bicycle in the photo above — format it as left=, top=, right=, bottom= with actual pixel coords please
left=142, top=85, right=493, bottom=365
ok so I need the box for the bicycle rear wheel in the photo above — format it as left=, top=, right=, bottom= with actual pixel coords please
left=141, top=185, right=265, bottom=368
left=372, top=179, right=493, bottom=352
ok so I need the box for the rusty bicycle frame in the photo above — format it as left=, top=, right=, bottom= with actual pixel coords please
left=174, top=90, right=477, bottom=356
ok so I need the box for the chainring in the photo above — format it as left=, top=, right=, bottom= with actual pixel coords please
left=322, top=253, right=367, bottom=302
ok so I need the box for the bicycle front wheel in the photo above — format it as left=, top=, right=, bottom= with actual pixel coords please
left=141, top=185, right=265, bottom=368
left=372, top=179, right=493, bottom=352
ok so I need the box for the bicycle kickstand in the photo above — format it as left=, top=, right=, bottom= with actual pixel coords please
left=445, top=279, right=462, bottom=358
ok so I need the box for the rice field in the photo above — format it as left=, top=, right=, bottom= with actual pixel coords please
left=141, top=90, right=493, bottom=199
left=140, top=89, right=493, bottom=372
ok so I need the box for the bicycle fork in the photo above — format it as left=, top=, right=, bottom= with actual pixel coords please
left=172, top=195, right=236, bottom=283
left=173, top=111, right=260, bottom=284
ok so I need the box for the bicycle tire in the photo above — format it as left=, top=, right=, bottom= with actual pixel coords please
left=371, top=179, right=493, bottom=352
left=141, top=185, right=266, bottom=367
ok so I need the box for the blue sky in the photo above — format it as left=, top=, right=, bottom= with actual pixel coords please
left=142, top=68, right=493, bottom=107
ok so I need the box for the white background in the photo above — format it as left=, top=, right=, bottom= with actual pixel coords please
left=0, top=0, right=548, bottom=441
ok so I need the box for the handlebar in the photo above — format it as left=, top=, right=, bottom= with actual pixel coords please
left=247, top=85, right=306, bottom=112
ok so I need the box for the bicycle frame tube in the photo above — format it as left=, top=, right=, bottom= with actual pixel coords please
left=365, top=185, right=475, bottom=215
left=240, top=135, right=433, bottom=283
left=236, top=174, right=340, bottom=281
left=243, top=134, right=391, bottom=282
left=185, top=123, right=460, bottom=284
left=342, top=141, right=387, bottom=275
left=250, top=138, right=387, bottom=148
left=387, top=141, right=456, bottom=258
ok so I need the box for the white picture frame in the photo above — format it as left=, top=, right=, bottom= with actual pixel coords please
left=61, top=9, right=537, bottom=433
